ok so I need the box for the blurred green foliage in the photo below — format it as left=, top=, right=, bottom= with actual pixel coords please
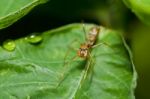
left=0, top=0, right=48, bottom=29
left=123, top=0, right=150, bottom=26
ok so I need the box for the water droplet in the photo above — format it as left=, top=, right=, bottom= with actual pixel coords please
left=3, top=39, right=16, bottom=51
left=25, top=33, right=43, bottom=44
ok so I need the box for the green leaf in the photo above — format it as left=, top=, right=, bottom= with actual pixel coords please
left=123, top=0, right=150, bottom=25
left=0, top=0, right=48, bottom=30
left=0, top=24, right=137, bottom=99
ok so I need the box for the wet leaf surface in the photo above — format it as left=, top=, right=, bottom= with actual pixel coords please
left=0, top=23, right=137, bottom=99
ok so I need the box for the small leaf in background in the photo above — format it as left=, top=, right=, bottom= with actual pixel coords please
left=123, top=0, right=150, bottom=26
left=0, top=0, right=48, bottom=30
left=0, top=24, right=137, bottom=99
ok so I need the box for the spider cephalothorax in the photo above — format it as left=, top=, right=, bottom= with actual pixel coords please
left=77, top=43, right=89, bottom=58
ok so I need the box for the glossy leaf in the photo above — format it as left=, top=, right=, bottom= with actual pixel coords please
left=123, top=0, right=150, bottom=25
left=0, top=24, right=137, bottom=99
left=0, top=0, right=48, bottom=30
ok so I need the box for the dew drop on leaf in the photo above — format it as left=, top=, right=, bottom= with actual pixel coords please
left=25, top=33, right=43, bottom=44
left=2, top=39, right=16, bottom=51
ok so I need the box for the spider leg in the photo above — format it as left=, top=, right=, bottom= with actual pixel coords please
left=92, top=41, right=115, bottom=52
left=82, top=21, right=88, bottom=42
left=55, top=39, right=80, bottom=88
